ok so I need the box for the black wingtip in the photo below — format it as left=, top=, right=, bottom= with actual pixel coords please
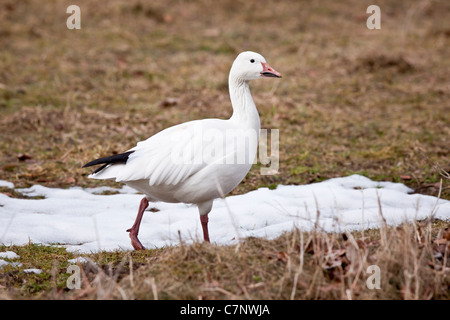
left=82, top=151, right=134, bottom=170
left=82, top=161, right=96, bottom=168
left=82, top=158, right=106, bottom=168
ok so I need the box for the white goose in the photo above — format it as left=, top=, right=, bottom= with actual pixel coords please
left=83, top=51, right=281, bottom=250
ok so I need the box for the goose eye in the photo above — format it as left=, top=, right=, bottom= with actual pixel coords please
left=250, top=59, right=255, bottom=63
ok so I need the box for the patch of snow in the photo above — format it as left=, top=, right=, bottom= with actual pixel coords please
left=0, top=180, right=14, bottom=189
left=0, top=251, right=20, bottom=259
left=68, top=257, right=88, bottom=264
left=23, top=268, right=42, bottom=274
left=0, top=260, right=22, bottom=268
left=0, top=175, right=448, bottom=253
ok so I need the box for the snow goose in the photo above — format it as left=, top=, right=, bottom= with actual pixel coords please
left=83, top=51, right=281, bottom=250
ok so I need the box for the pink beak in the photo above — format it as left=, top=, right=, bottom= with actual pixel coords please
left=261, top=62, right=282, bottom=78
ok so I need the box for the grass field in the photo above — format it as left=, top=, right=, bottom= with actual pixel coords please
left=0, top=0, right=449, bottom=299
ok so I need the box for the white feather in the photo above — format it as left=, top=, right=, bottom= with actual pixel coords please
left=85, top=51, right=280, bottom=210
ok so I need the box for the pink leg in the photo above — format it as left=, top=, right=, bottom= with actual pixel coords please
left=200, top=214, right=210, bottom=243
left=126, top=197, right=149, bottom=250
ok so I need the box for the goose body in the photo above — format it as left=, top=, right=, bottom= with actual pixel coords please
left=83, top=51, right=281, bottom=249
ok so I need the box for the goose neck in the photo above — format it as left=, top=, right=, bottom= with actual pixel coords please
left=229, top=76, right=260, bottom=128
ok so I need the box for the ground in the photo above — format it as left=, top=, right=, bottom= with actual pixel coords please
left=0, top=0, right=449, bottom=299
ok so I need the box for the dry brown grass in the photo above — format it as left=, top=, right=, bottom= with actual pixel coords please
left=0, top=0, right=448, bottom=196
left=118, top=221, right=450, bottom=300
left=113, top=222, right=448, bottom=300
left=3, top=220, right=446, bottom=300
left=0, top=0, right=449, bottom=300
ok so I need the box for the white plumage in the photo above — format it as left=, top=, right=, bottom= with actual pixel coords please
left=83, top=51, right=281, bottom=249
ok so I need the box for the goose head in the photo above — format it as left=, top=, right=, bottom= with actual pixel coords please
left=230, top=51, right=281, bottom=81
